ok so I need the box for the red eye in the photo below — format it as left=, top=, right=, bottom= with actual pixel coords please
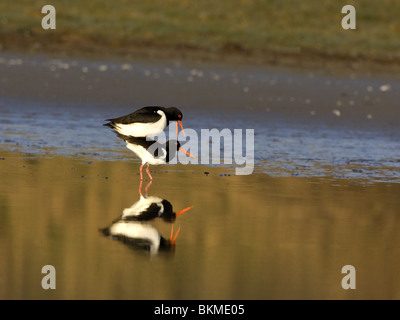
left=178, top=114, right=182, bottom=118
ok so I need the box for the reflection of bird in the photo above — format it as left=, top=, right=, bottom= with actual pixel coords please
left=123, top=181, right=193, bottom=222
left=104, top=106, right=185, bottom=138
left=123, top=197, right=192, bottom=222
left=101, top=220, right=181, bottom=255
left=100, top=180, right=192, bottom=256
left=122, top=137, right=195, bottom=180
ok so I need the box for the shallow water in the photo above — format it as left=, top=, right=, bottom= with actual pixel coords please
left=1, top=153, right=400, bottom=299
left=1, top=53, right=400, bottom=300
left=1, top=99, right=399, bottom=183
left=1, top=52, right=399, bottom=183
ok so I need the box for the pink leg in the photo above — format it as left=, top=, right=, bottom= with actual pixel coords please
left=140, top=164, right=144, bottom=180
left=146, top=165, right=153, bottom=180
left=145, top=180, right=153, bottom=194
left=138, top=179, right=143, bottom=197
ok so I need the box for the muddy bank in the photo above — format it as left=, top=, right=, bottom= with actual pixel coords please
left=1, top=51, right=399, bottom=127
left=2, top=33, right=400, bottom=76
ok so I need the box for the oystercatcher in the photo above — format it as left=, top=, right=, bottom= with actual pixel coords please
left=122, top=181, right=193, bottom=222
left=122, top=136, right=195, bottom=180
left=101, top=220, right=181, bottom=255
left=104, top=106, right=185, bottom=138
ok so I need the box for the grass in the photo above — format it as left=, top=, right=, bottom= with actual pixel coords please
left=1, top=0, right=400, bottom=65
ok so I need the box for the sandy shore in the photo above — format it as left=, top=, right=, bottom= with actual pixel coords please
left=3, top=31, right=400, bottom=76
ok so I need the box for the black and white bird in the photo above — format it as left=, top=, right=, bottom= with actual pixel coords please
left=101, top=220, right=181, bottom=255
left=122, top=136, right=195, bottom=180
left=122, top=193, right=193, bottom=223
left=104, top=106, right=185, bottom=138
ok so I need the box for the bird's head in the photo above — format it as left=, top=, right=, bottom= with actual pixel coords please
left=165, top=140, right=195, bottom=161
left=165, top=107, right=185, bottom=137
left=162, top=204, right=194, bottom=222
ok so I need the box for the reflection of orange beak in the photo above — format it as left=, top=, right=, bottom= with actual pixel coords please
left=176, top=120, right=185, bottom=137
left=170, top=225, right=181, bottom=245
left=176, top=205, right=193, bottom=218
left=179, top=146, right=196, bottom=158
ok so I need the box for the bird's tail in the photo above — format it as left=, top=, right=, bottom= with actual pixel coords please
left=99, top=227, right=111, bottom=237
left=103, top=121, right=114, bottom=128
left=103, top=121, right=132, bottom=141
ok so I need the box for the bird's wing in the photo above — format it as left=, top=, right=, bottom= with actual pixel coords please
left=125, top=203, right=163, bottom=221
left=107, top=107, right=163, bottom=124
left=125, top=136, right=156, bottom=149
left=127, top=138, right=166, bottom=159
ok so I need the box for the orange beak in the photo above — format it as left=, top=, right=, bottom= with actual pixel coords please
left=170, top=225, right=181, bottom=245
left=176, top=205, right=193, bottom=218
left=179, top=146, right=196, bottom=158
left=176, top=120, right=185, bottom=137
